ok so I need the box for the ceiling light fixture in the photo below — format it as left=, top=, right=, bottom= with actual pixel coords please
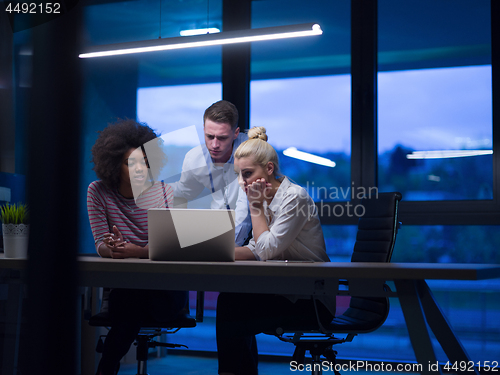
left=283, top=147, right=336, bottom=167
left=79, top=23, right=322, bottom=59
left=180, top=27, right=220, bottom=36
left=406, top=150, right=493, bottom=159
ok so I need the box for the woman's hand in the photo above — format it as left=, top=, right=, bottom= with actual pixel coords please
left=245, top=178, right=272, bottom=208
left=102, top=226, right=124, bottom=248
left=243, top=179, right=272, bottom=242
left=107, top=241, right=145, bottom=259
left=101, top=226, right=148, bottom=258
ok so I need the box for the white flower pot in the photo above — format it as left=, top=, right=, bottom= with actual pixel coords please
left=2, top=223, right=29, bottom=258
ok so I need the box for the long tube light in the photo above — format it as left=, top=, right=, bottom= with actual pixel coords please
left=283, top=147, right=336, bottom=167
left=406, top=150, right=493, bottom=159
left=79, top=23, right=322, bottom=59
left=180, top=28, right=220, bottom=36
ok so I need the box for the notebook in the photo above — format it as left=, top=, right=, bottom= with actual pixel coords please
left=148, top=208, right=235, bottom=262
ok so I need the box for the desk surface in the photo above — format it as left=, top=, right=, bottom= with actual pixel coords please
left=77, top=256, right=500, bottom=280
left=2, top=255, right=500, bottom=280
left=2, top=255, right=500, bottom=294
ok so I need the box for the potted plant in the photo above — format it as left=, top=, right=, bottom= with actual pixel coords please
left=1, top=202, right=29, bottom=258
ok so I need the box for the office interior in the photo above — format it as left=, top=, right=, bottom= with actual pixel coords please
left=0, top=0, right=499, bottom=374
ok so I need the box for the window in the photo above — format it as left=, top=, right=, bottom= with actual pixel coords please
left=378, top=65, right=493, bottom=201
left=137, top=83, right=221, bottom=144
left=250, top=75, right=351, bottom=202
left=374, top=0, right=499, bottom=365
left=137, top=83, right=222, bottom=208
left=378, top=0, right=493, bottom=203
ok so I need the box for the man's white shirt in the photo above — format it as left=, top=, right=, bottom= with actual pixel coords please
left=171, top=133, right=251, bottom=246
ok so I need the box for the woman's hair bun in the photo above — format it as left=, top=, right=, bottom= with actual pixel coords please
left=247, top=126, right=268, bottom=141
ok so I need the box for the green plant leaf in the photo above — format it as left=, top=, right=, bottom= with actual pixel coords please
left=0, top=202, right=29, bottom=224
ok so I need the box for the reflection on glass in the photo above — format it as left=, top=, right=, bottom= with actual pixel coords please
left=137, top=83, right=222, bottom=208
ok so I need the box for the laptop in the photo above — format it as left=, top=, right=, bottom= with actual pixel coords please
left=148, top=208, right=235, bottom=262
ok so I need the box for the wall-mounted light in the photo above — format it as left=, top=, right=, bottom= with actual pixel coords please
left=283, top=147, right=336, bottom=167
left=406, top=150, right=493, bottom=159
left=79, top=23, right=322, bottom=59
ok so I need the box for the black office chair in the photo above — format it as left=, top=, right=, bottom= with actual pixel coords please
left=87, top=289, right=204, bottom=375
left=268, top=192, right=402, bottom=375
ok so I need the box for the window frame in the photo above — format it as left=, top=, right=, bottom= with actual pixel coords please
left=325, top=0, right=500, bottom=226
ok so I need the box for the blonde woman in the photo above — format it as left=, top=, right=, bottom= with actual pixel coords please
left=216, top=127, right=335, bottom=375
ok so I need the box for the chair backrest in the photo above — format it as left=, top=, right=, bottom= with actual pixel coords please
left=331, top=192, right=402, bottom=333
left=351, top=192, right=402, bottom=263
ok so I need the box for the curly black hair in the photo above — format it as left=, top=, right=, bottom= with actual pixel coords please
left=91, top=119, right=166, bottom=190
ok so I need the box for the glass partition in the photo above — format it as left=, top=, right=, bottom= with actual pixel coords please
left=378, top=0, right=492, bottom=201
left=250, top=75, right=351, bottom=202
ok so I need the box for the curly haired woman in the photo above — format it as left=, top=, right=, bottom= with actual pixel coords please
left=87, top=119, right=187, bottom=375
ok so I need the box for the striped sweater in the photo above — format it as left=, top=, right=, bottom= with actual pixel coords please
left=87, top=180, right=173, bottom=256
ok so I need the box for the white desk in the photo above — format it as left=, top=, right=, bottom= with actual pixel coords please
left=2, top=256, right=500, bottom=375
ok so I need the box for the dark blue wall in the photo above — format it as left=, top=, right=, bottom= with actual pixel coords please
left=0, top=172, right=26, bottom=206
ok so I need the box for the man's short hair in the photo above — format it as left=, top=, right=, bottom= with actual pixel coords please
left=203, top=100, right=239, bottom=131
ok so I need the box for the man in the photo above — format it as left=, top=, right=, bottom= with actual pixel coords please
left=172, top=100, right=251, bottom=246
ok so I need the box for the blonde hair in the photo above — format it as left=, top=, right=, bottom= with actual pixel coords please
left=235, top=127, right=280, bottom=177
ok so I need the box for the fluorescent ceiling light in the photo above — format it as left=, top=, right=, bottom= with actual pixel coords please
left=283, top=147, right=336, bottom=167
left=79, top=23, right=322, bottom=59
left=180, top=28, right=220, bottom=36
left=406, top=150, right=493, bottom=159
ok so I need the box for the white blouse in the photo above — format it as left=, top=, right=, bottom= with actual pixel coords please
left=246, top=177, right=329, bottom=262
